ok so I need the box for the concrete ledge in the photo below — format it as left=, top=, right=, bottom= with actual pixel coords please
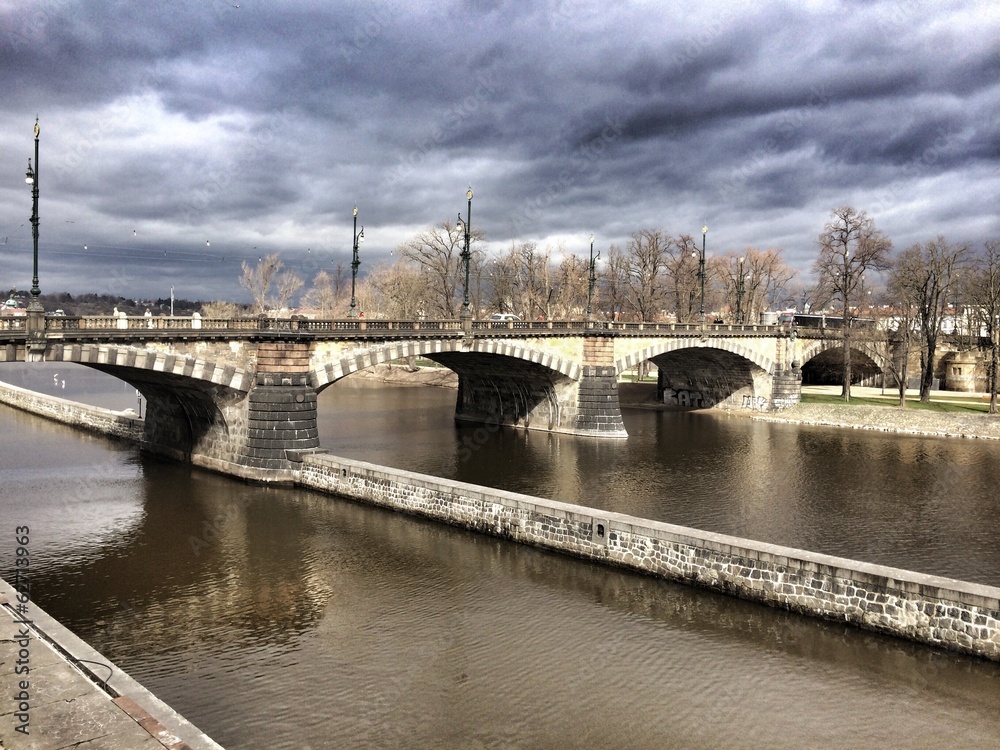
left=299, top=452, right=1000, bottom=661
left=0, top=579, right=223, bottom=749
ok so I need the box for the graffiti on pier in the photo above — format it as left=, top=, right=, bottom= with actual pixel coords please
left=742, top=394, right=767, bottom=411
left=662, top=388, right=713, bottom=408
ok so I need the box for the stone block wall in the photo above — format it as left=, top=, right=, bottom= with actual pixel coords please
left=573, top=365, right=626, bottom=436
left=0, top=379, right=143, bottom=442
left=770, top=368, right=802, bottom=409
left=243, top=382, right=321, bottom=471
left=299, top=453, right=1000, bottom=661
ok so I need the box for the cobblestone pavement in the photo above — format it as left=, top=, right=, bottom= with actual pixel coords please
left=0, top=580, right=220, bottom=749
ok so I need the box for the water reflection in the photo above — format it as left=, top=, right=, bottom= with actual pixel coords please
left=1, top=372, right=1000, bottom=749
left=317, top=379, right=1000, bottom=586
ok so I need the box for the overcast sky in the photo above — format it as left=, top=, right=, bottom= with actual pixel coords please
left=1, top=0, right=998, bottom=305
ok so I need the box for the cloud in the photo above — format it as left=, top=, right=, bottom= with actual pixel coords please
left=0, top=0, right=998, bottom=304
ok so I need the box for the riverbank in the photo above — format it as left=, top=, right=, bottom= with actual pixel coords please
left=736, top=385, right=1000, bottom=441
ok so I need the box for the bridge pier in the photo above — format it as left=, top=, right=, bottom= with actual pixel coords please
left=446, top=335, right=627, bottom=438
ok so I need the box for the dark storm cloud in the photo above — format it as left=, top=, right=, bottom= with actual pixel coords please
left=1, top=0, right=998, bottom=303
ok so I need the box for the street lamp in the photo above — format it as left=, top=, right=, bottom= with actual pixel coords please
left=25, top=118, right=41, bottom=310
left=698, top=225, right=707, bottom=323
left=736, top=256, right=746, bottom=324
left=586, top=233, right=599, bottom=321
left=456, top=187, right=473, bottom=321
left=349, top=206, right=364, bottom=318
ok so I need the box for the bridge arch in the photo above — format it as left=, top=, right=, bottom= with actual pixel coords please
left=46, top=342, right=249, bottom=391
left=46, top=343, right=250, bottom=462
left=798, top=338, right=887, bottom=385
left=616, top=337, right=776, bottom=376
left=310, top=338, right=601, bottom=434
left=310, top=338, right=580, bottom=387
left=616, top=338, right=777, bottom=410
left=799, top=338, right=887, bottom=370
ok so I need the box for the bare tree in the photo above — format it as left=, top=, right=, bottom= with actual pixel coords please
left=814, top=207, right=892, bottom=401
left=965, top=239, right=1000, bottom=413
left=883, top=271, right=920, bottom=407
left=360, top=261, right=427, bottom=319
left=509, top=241, right=555, bottom=320
left=891, top=237, right=968, bottom=401
left=600, top=243, right=630, bottom=321
left=240, top=254, right=284, bottom=314
left=666, top=234, right=701, bottom=323
left=398, top=220, right=484, bottom=317
left=484, top=252, right=519, bottom=315
left=626, top=229, right=669, bottom=322
left=301, top=268, right=344, bottom=317
left=274, top=270, right=304, bottom=314
left=552, top=250, right=589, bottom=319
left=201, top=300, right=243, bottom=318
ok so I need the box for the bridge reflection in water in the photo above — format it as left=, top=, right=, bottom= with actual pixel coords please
left=1, top=365, right=1000, bottom=748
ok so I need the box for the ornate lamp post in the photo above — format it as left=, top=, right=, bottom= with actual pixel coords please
left=698, top=225, right=707, bottom=323
left=348, top=206, right=364, bottom=318
left=24, top=118, right=45, bottom=357
left=25, top=118, right=41, bottom=309
left=456, top=187, right=473, bottom=323
left=586, top=233, right=600, bottom=321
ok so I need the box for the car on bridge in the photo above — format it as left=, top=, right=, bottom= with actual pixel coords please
left=490, top=313, right=520, bottom=321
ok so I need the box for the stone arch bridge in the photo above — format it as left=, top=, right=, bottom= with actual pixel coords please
left=0, top=316, right=853, bottom=481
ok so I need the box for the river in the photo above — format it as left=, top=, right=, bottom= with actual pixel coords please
left=1, top=363, right=998, bottom=749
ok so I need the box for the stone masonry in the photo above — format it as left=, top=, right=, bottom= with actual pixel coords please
left=575, top=336, right=626, bottom=437
left=299, top=452, right=1000, bottom=662
left=246, top=342, right=322, bottom=472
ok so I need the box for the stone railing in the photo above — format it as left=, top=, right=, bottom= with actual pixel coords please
left=38, top=315, right=783, bottom=336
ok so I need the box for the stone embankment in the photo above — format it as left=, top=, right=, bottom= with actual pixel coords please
left=356, top=363, right=458, bottom=388
left=735, top=400, right=1000, bottom=441
left=299, top=453, right=1000, bottom=662
left=0, top=379, right=143, bottom=441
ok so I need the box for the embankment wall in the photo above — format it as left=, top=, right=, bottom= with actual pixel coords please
left=299, top=453, right=1000, bottom=662
left=0, top=379, right=143, bottom=441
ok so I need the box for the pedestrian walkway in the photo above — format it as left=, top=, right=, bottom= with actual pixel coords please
left=0, top=579, right=223, bottom=749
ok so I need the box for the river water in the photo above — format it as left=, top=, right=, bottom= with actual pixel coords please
left=1, top=363, right=998, bottom=749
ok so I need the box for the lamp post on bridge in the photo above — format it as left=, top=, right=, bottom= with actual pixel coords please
left=24, top=118, right=45, bottom=356
left=586, top=233, right=599, bottom=322
left=349, top=206, right=364, bottom=318
left=25, top=118, right=42, bottom=309
left=692, top=225, right=707, bottom=324
left=456, top=187, right=473, bottom=326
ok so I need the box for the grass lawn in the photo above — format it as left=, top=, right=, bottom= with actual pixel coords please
left=800, top=392, right=992, bottom=413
